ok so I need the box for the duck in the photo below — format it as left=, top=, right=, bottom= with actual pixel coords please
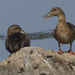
left=5, top=25, right=30, bottom=53
left=43, top=7, right=75, bottom=54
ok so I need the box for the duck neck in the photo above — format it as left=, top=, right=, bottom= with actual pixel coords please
left=58, top=13, right=66, bottom=22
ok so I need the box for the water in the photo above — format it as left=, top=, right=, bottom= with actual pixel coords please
left=0, top=0, right=75, bottom=62
left=1, top=30, right=75, bottom=62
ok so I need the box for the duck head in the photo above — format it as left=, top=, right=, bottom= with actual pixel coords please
left=43, top=7, right=65, bottom=20
left=7, top=25, right=27, bottom=36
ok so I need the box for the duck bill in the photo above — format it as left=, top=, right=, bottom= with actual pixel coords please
left=43, top=12, right=52, bottom=20
left=20, top=30, right=27, bottom=34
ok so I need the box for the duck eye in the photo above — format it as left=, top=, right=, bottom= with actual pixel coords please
left=53, top=9, right=56, bottom=11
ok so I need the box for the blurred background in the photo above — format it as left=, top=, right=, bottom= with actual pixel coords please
left=0, top=0, right=75, bottom=62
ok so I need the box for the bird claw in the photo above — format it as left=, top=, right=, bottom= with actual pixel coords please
left=57, top=50, right=75, bottom=55
left=57, top=50, right=63, bottom=54
left=69, top=51, right=75, bottom=55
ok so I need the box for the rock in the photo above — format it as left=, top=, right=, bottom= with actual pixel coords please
left=0, top=47, right=75, bottom=75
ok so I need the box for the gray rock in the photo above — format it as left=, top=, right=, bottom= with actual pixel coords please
left=0, top=47, right=75, bottom=75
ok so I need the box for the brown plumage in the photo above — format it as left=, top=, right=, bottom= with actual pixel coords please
left=5, top=25, right=30, bottom=53
left=43, top=7, right=75, bottom=54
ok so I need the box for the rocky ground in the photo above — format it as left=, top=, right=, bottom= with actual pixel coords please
left=0, top=47, right=75, bottom=75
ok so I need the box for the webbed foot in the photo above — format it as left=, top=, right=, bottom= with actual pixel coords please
left=57, top=50, right=63, bottom=54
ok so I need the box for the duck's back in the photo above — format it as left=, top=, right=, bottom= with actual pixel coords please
left=66, top=22, right=75, bottom=31
left=5, top=33, right=30, bottom=53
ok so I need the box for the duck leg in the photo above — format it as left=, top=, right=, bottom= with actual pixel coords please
left=57, top=43, right=63, bottom=54
left=68, top=43, right=75, bottom=54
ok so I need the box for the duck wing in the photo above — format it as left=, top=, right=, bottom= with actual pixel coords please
left=66, top=22, right=75, bottom=31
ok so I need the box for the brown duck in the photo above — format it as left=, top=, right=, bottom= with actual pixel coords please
left=5, top=25, right=30, bottom=53
left=43, top=7, right=75, bottom=54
